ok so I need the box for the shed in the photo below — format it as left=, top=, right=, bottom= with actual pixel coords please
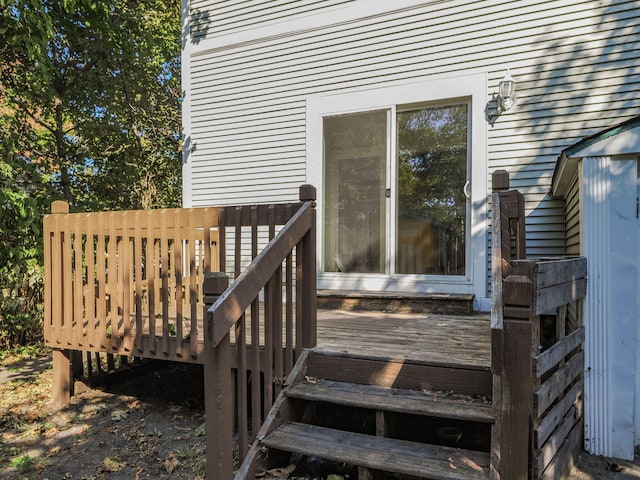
left=552, top=116, right=640, bottom=460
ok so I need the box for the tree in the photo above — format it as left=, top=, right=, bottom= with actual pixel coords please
left=0, top=0, right=181, bottom=347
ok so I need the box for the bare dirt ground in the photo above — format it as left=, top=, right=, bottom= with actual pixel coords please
left=1, top=351, right=639, bottom=479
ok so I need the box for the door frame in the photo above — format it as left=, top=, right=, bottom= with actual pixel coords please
left=306, top=72, right=488, bottom=296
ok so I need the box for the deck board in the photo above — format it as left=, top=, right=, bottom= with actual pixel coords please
left=58, top=308, right=491, bottom=370
left=316, top=310, right=491, bottom=369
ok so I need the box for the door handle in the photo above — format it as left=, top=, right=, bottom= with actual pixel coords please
left=463, top=180, right=471, bottom=199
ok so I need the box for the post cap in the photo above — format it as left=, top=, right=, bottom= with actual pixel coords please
left=51, top=200, right=69, bottom=214
left=492, top=170, right=510, bottom=192
left=299, top=184, right=316, bottom=202
left=203, top=272, right=229, bottom=297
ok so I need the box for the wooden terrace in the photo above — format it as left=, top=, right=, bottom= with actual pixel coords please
left=43, top=173, right=587, bottom=479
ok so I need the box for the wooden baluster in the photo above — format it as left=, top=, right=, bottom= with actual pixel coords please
left=250, top=205, right=262, bottom=435
left=235, top=206, right=249, bottom=456
left=134, top=211, right=144, bottom=354
left=203, top=272, right=232, bottom=480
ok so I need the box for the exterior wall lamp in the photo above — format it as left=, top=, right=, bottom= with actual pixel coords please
left=498, top=69, right=517, bottom=112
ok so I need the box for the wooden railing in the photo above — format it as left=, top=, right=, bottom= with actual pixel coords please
left=490, top=170, right=587, bottom=479
left=202, top=185, right=317, bottom=480
left=43, top=202, right=221, bottom=361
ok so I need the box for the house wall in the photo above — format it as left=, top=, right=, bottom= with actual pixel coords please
left=565, top=169, right=581, bottom=257
left=183, top=0, right=639, bottom=261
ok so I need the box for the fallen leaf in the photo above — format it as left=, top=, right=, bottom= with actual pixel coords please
left=462, top=458, right=483, bottom=472
left=195, top=422, right=206, bottom=437
left=111, top=410, right=129, bottom=421
left=606, top=462, right=625, bottom=473
left=163, top=452, right=179, bottom=474
left=264, top=463, right=296, bottom=478
left=305, top=376, right=324, bottom=384
left=104, top=457, right=122, bottom=472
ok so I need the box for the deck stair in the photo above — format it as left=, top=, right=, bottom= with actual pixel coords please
left=237, top=349, right=494, bottom=479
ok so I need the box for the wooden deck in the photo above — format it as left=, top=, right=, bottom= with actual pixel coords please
left=316, top=309, right=491, bottom=370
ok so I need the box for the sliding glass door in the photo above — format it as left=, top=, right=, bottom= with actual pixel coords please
left=322, top=102, right=470, bottom=278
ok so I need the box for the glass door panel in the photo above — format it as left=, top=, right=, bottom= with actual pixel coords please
left=323, top=110, right=387, bottom=273
left=396, top=104, right=468, bottom=275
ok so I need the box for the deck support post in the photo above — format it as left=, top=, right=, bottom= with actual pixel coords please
left=52, top=349, right=74, bottom=406
left=203, top=272, right=233, bottom=480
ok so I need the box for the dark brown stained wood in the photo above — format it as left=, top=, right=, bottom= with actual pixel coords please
left=499, top=319, right=532, bottom=480
left=492, top=170, right=510, bottom=191
left=285, top=252, right=294, bottom=372
left=250, top=205, right=261, bottom=435
left=261, top=422, right=490, bottom=480
left=306, top=352, right=492, bottom=396
left=536, top=405, right=581, bottom=476
left=510, top=258, right=587, bottom=290
left=534, top=327, right=584, bottom=378
left=210, top=203, right=314, bottom=346
left=220, top=202, right=301, bottom=227
left=532, top=279, right=587, bottom=316
left=235, top=350, right=311, bottom=480
left=286, top=380, right=494, bottom=423
left=534, top=351, right=584, bottom=417
left=203, top=274, right=232, bottom=480
left=535, top=381, right=582, bottom=448
left=53, top=349, right=73, bottom=406
left=540, top=422, right=582, bottom=480
left=502, top=275, right=533, bottom=316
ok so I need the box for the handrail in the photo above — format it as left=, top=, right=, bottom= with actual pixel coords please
left=202, top=184, right=317, bottom=480
left=208, top=200, right=315, bottom=347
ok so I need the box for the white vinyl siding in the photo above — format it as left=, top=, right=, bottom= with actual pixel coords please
left=565, top=171, right=581, bottom=256
left=184, top=0, right=640, bottom=278
left=190, top=0, right=356, bottom=41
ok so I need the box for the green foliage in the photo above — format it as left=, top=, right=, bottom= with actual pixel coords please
left=11, top=454, right=36, bottom=473
left=0, top=0, right=182, bottom=347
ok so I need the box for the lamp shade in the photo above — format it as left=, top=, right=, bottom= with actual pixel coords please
left=499, top=70, right=517, bottom=111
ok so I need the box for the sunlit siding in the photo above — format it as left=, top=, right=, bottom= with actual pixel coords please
left=185, top=0, right=640, bottom=258
left=190, top=0, right=356, bottom=40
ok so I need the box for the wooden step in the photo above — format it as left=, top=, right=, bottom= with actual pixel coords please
left=286, top=379, right=494, bottom=423
left=261, top=421, right=490, bottom=480
left=317, top=291, right=474, bottom=314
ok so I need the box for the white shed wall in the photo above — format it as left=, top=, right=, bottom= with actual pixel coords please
left=184, top=0, right=640, bottom=261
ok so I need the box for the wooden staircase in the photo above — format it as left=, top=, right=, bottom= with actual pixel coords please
left=237, top=349, right=494, bottom=479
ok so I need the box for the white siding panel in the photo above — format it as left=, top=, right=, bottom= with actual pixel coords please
left=187, top=0, right=640, bottom=259
left=190, top=0, right=356, bottom=40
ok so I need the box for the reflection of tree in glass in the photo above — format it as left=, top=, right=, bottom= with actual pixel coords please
left=397, top=104, right=467, bottom=274
left=398, top=105, right=467, bottom=224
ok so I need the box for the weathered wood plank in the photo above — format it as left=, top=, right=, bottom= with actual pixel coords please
left=262, top=422, right=490, bottom=480
left=511, top=257, right=587, bottom=290
left=535, top=351, right=584, bottom=417
left=534, top=327, right=585, bottom=378
left=499, top=319, right=532, bottom=480
left=533, top=279, right=587, bottom=316
left=306, top=352, right=492, bottom=396
left=536, top=404, right=581, bottom=476
left=534, top=380, right=582, bottom=448
left=287, top=379, right=494, bottom=423
left=540, top=421, right=582, bottom=480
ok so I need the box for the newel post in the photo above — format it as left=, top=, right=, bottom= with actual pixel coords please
left=203, top=272, right=233, bottom=480
left=299, top=184, right=317, bottom=349
left=499, top=270, right=536, bottom=480
left=49, top=200, right=80, bottom=407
